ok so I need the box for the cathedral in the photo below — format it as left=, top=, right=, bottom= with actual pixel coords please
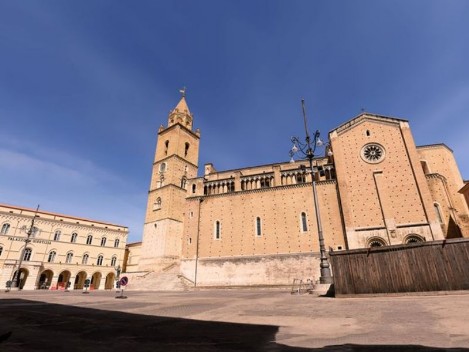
left=124, top=93, right=469, bottom=288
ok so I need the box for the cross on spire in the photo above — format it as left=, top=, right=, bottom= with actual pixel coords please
left=179, top=86, right=187, bottom=98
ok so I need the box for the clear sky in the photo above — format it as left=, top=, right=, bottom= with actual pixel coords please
left=1, top=1, right=468, bottom=243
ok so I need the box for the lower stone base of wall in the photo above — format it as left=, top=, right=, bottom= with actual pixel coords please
left=181, top=252, right=323, bottom=287
left=137, top=256, right=179, bottom=273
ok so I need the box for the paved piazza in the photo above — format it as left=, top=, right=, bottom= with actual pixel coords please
left=0, top=289, right=468, bottom=351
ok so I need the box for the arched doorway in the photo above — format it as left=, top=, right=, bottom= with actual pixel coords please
left=91, top=272, right=102, bottom=290
left=105, top=272, right=115, bottom=290
left=74, top=271, right=87, bottom=289
left=12, top=268, right=29, bottom=289
left=38, top=269, right=54, bottom=289
left=57, top=270, right=71, bottom=290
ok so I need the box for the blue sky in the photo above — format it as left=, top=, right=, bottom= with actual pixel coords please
left=1, top=1, right=468, bottom=243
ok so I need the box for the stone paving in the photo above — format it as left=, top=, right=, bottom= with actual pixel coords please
left=1, top=289, right=469, bottom=351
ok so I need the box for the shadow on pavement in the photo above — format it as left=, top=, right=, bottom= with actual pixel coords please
left=0, top=299, right=467, bottom=351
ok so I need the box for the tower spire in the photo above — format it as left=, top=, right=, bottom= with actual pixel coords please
left=168, top=88, right=193, bottom=129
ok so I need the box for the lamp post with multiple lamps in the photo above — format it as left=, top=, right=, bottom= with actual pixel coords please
left=10, top=205, right=40, bottom=290
left=289, top=100, right=333, bottom=285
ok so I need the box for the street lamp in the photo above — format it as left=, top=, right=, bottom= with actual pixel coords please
left=11, top=205, right=40, bottom=289
left=289, top=100, right=333, bottom=284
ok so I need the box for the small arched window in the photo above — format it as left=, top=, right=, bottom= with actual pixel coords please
left=159, top=162, right=167, bottom=173
left=296, top=174, right=306, bottom=184
left=100, top=237, right=107, bottom=247
left=164, top=140, right=169, bottom=155
left=23, top=248, right=32, bottom=261
left=154, top=197, right=162, bottom=210
left=82, top=254, right=89, bottom=265
left=48, top=251, right=56, bottom=263
left=434, top=203, right=443, bottom=224
left=405, top=235, right=425, bottom=244
left=111, top=256, right=117, bottom=266
left=97, top=255, right=104, bottom=266
left=1, top=223, right=10, bottom=235
left=256, top=217, right=262, bottom=237
left=0, top=246, right=3, bottom=257
left=214, top=221, right=221, bottom=240
left=71, top=232, right=78, bottom=243
left=86, top=235, right=93, bottom=245
left=192, top=184, right=196, bottom=194
left=54, top=230, right=61, bottom=241
left=368, top=237, right=386, bottom=248
left=65, top=252, right=73, bottom=264
left=185, top=142, right=190, bottom=157
left=301, top=212, right=308, bottom=232
left=114, top=238, right=120, bottom=248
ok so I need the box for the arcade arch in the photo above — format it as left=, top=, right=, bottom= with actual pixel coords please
left=38, top=269, right=53, bottom=289
left=91, top=272, right=102, bottom=290
left=105, top=272, right=116, bottom=290
left=57, top=270, right=71, bottom=290
left=74, top=271, right=87, bottom=289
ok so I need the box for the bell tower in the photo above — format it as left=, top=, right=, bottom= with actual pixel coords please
left=139, top=90, right=200, bottom=271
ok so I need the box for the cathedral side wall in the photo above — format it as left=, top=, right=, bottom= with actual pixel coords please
left=179, top=181, right=345, bottom=285
left=182, top=182, right=345, bottom=260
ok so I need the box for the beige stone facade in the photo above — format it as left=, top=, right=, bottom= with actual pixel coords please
left=130, top=96, right=469, bottom=287
left=0, top=204, right=128, bottom=290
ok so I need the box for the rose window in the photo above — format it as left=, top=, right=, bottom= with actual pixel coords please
left=361, top=144, right=385, bottom=163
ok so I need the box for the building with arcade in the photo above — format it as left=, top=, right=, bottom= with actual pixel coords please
left=0, top=204, right=128, bottom=290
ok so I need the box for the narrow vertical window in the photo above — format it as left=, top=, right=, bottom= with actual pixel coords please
left=181, top=177, right=187, bottom=189
left=434, top=203, right=443, bottom=224
left=114, top=239, right=120, bottom=248
left=53, top=230, right=61, bottom=241
left=421, top=160, right=430, bottom=175
left=97, top=255, right=104, bottom=266
left=82, top=254, right=89, bottom=265
left=185, top=142, right=190, bottom=157
left=0, top=246, right=3, bottom=256
left=111, top=256, right=117, bottom=266
left=66, top=252, right=73, bottom=264
left=23, top=248, right=32, bottom=261
left=301, top=212, right=308, bottom=232
left=1, top=223, right=10, bottom=235
left=86, top=235, right=93, bottom=245
left=256, top=217, right=262, bottom=237
left=215, top=221, right=221, bottom=239
left=71, top=232, right=78, bottom=243
left=192, top=184, right=196, bottom=194
left=101, top=237, right=107, bottom=247
left=164, top=140, right=169, bottom=155
left=48, top=251, right=56, bottom=263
